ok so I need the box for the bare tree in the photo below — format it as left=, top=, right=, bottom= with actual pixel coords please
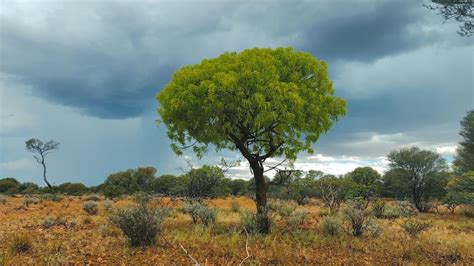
left=424, top=0, right=474, bottom=37
left=25, top=138, right=60, bottom=189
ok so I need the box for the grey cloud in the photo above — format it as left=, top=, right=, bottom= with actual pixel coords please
left=0, top=0, right=453, bottom=119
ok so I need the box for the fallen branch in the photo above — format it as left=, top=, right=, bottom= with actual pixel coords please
left=239, top=227, right=250, bottom=266
left=178, top=242, right=200, bottom=266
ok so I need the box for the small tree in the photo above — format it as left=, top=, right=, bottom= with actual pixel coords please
left=387, top=146, right=448, bottom=212
left=186, top=165, right=230, bottom=198
left=25, top=138, right=60, bottom=189
left=346, top=167, right=382, bottom=201
left=157, top=47, right=346, bottom=233
left=315, top=176, right=352, bottom=213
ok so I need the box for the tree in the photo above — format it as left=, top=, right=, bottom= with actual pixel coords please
left=157, top=47, right=346, bottom=233
left=58, top=182, right=88, bottom=195
left=453, top=110, right=474, bottom=173
left=346, top=167, right=382, bottom=201
left=442, top=171, right=474, bottom=212
left=187, top=165, right=230, bottom=198
left=0, top=177, right=20, bottom=194
left=151, top=174, right=178, bottom=195
left=288, top=177, right=316, bottom=205
left=424, top=0, right=473, bottom=37
left=382, top=169, right=412, bottom=199
left=228, top=179, right=250, bottom=196
left=387, top=146, right=448, bottom=212
left=104, top=167, right=156, bottom=194
left=314, top=175, right=352, bottom=213
left=25, top=138, right=60, bottom=189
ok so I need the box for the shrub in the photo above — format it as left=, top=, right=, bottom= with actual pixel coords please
left=268, top=199, right=297, bottom=218
left=23, top=197, right=40, bottom=207
left=197, top=206, right=217, bottom=226
left=462, top=205, right=474, bottom=218
left=132, top=191, right=152, bottom=205
left=103, top=199, right=113, bottom=212
left=240, top=211, right=260, bottom=234
left=394, top=201, right=418, bottom=217
left=109, top=203, right=169, bottom=247
left=366, top=222, right=383, bottom=238
left=342, top=205, right=371, bottom=237
left=0, top=195, right=7, bottom=205
left=99, top=224, right=121, bottom=237
left=42, top=216, right=67, bottom=229
left=40, top=194, right=64, bottom=202
left=181, top=200, right=217, bottom=226
left=84, top=195, right=101, bottom=201
left=9, top=233, right=32, bottom=253
left=320, top=216, right=342, bottom=236
left=83, top=201, right=98, bottom=215
left=286, top=209, right=309, bottom=229
left=230, top=200, right=241, bottom=213
left=372, top=200, right=385, bottom=218
left=381, top=206, right=401, bottom=219
left=402, top=219, right=431, bottom=237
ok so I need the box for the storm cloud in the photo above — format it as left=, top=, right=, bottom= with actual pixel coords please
left=0, top=0, right=472, bottom=184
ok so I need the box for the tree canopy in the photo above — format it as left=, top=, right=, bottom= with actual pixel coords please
left=453, top=109, right=474, bottom=173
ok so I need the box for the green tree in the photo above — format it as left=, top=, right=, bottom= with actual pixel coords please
left=187, top=165, right=230, bottom=198
left=104, top=167, right=157, bottom=194
left=58, top=182, right=88, bottom=195
left=314, top=175, right=352, bottom=213
left=151, top=174, right=177, bottom=195
left=288, top=177, right=316, bottom=205
left=228, top=178, right=250, bottom=196
left=453, top=110, right=474, bottom=173
left=25, top=138, right=60, bottom=189
left=387, top=146, right=448, bottom=212
left=157, top=47, right=346, bottom=233
left=442, top=171, right=474, bottom=212
left=0, top=177, right=20, bottom=194
left=346, top=167, right=382, bottom=201
left=382, top=169, right=411, bottom=199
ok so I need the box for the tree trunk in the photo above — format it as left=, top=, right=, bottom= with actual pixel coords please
left=41, top=158, right=52, bottom=189
left=250, top=161, right=270, bottom=234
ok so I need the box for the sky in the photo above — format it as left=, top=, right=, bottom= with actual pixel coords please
left=0, top=0, right=473, bottom=186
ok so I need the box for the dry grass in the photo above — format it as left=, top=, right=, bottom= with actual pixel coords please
left=0, top=195, right=473, bottom=264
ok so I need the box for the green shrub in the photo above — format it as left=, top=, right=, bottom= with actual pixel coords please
left=402, top=219, right=431, bottom=237
left=462, top=205, right=474, bottom=218
left=381, top=206, right=401, bottom=219
left=83, top=201, right=98, bottom=215
left=320, top=216, right=342, bottom=236
left=372, top=200, right=385, bottom=218
left=41, top=216, right=67, bottom=229
left=240, top=211, right=260, bottom=235
left=367, top=222, right=383, bottom=238
left=0, top=195, right=7, bottom=205
left=394, top=201, right=418, bottom=217
left=230, top=200, right=241, bottom=213
left=9, top=233, right=32, bottom=253
left=268, top=199, right=297, bottom=218
left=99, top=224, right=121, bottom=237
left=84, top=195, right=101, bottom=201
left=40, top=194, right=64, bottom=202
left=181, top=200, right=217, bottom=226
left=23, top=197, right=40, bottom=207
left=109, top=203, right=169, bottom=247
left=286, top=209, right=309, bottom=229
left=103, top=199, right=113, bottom=212
left=342, top=205, right=371, bottom=237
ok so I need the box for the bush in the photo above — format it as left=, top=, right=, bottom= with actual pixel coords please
left=181, top=200, right=217, bottom=226
left=394, top=201, right=418, bottom=217
left=342, top=205, right=371, bottom=237
left=40, top=194, right=64, bottom=202
left=463, top=205, right=474, bottom=218
left=0, top=195, right=7, bottom=205
left=268, top=199, right=297, bottom=218
left=286, top=209, right=309, bottom=229
left=402, top=219, right=431, bottom=237
left=109, top=202, right=169, bottom=247
left=84, top=195, right=101, bottom=201
left=99, top=224, right=121, bottom=237
left=240, top=211, right=260, bottom=235
left=230, top=200, right=241, bottom=213
left=41, top=216, right=67, bottom=229
left=381, top=206, right=401, bottom=219
left=23, top=197, right=40, bottom=207
left=366, top=222, right=383, bottom=238
left=320, top=216, right=342, bottom=236
left=103, top=199, right=113, bottom=212
left=83, top=201, right=98, bottom=215
left=9, top=233, right=32, bottom=253
left=372, top=200, right=385, bottom=218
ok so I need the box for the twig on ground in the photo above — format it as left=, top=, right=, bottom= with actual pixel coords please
left=239, top=227, right=251, bottom=266
left=178, top=242, right=200, bottom=266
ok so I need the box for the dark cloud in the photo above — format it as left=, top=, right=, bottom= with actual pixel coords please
left=0, top=0, right=451, bottom=119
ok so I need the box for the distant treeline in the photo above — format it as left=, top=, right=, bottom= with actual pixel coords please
left=2, top=154, right=472, bottom=213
